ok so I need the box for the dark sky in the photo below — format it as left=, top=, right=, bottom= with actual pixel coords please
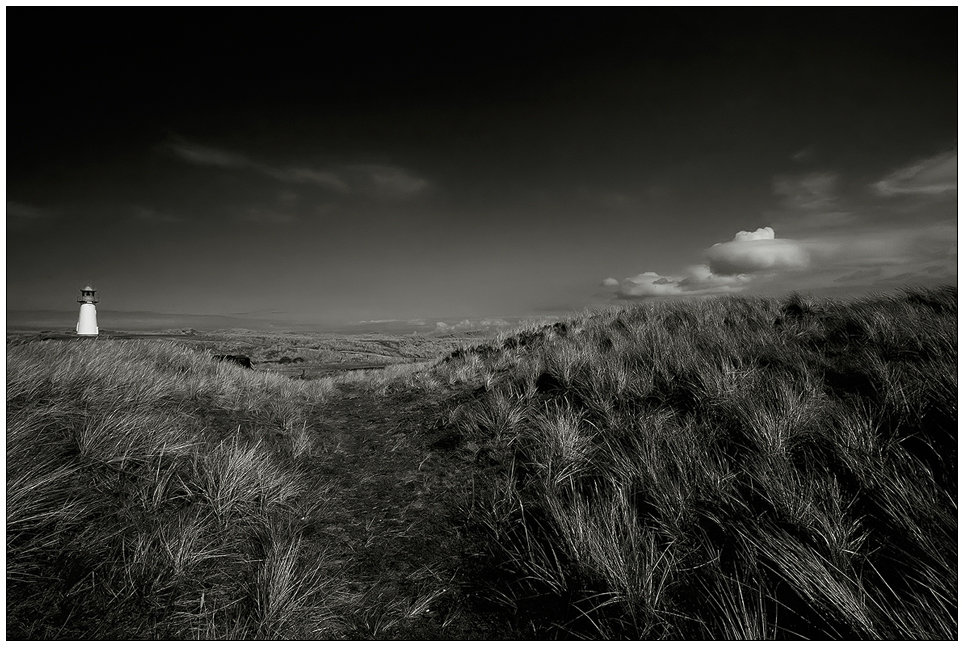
left=7, top=8, right=958, bottom=330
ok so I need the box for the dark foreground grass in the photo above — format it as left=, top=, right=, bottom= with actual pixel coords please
left=434, top=285, right=957, bottom=639
left=6, top=337, right=506, bottom=639
left=6, top=285, right=957, bottom=639
left=6, top=340, right=346, bottom=638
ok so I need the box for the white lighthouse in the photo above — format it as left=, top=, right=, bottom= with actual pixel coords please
left=76, top=285, right=99, bottom=336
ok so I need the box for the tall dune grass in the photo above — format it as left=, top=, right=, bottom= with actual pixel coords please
left=436, top=286, right=957, bottom=639
left=7, top=340, right=342, bottom=639
left=8, top=286, right=957, bottom=639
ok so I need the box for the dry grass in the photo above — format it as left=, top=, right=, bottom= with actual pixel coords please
left=6, top=340, right=343, bottom=639
left=7, top=285, right=957, bottom=639
left=433, top=285, right=957, bottom=639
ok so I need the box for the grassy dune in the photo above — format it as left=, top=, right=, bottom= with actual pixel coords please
left=6, top=340, right=348, bottom=638
left=6, top=286, right=957, bottom=639
left=437, top=285, right=957, bottom=639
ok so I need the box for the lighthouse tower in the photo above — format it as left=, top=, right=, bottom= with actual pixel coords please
left=76, top=285, right=99, bottom=336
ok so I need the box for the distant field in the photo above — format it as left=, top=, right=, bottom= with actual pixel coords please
left=6, top=328, right=489, bottom=378
left=6, top=286, right=957, bottom=639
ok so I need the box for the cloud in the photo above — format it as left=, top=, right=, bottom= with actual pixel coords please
left=610, top=151, right=957, bottom=301
left=354, top=164, right=431, bottom=199
left=165, top=138, right=430, bottom=200
left=768, top=170, right=858, bottom=235
left=805, top=222, right=956, bottom=270
left=609, top=215, right=953, bottom=301
left=739, top=222, right=957, bottom=292
left=706, top=230, right=810, bottom=276
left=480, top=318, right=511, bottom=327
left=772, top=172, right=839, bottom=212
left=435, top=318, right=512, bottom=331
left=791, top=147, right=815, bottom=163
left=678, top=264, right=754, bottom=290
left=872, top=150, right=957, bottom=197
left=167, top=139, right=351, bottom=192
left=7, top=200, right=62, bottom=231
left=732, top=226, right=774, bottom=242
left=617, top=273, right=682, bottom=297
left=168, top=141, right=251, bottom=168
left=609, top=226, right=813, bottom=300
left=262, top=167, right=349, bottom=192
left=436, top=320, right=472, bottom=331
left=615, top=267, right=751, bottom=299
left=7, top=201, right=51, bottom=229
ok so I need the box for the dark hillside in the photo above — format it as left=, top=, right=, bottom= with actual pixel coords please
left=432, top=285, right=957, bottom=639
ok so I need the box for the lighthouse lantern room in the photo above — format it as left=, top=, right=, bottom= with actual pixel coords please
left=76, top=285, right=99, bottom=336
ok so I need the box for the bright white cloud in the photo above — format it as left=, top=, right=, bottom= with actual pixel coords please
left=619, top=272, right=683, bottom=297
left=732, top=226, right=774, bottom=242
left=706, top=237, right=810, bottom=276
left=616, top=266, right=751, bottom=299
left=610, top=151, right=958, bottom=300
left=872, top=150, right=957, bottom=197
left=610, top=226, right=813, bottom=299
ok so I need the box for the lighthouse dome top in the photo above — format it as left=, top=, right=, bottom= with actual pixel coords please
left=78, top=285, right=99, bottom=305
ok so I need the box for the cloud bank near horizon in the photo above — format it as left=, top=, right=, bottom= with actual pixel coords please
left=605, top=148, right=957, bottom=300
left=606, top=226, right=809, bottom=299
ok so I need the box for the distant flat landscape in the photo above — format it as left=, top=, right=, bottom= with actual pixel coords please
left=6, top=326, right=495, bottom=380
